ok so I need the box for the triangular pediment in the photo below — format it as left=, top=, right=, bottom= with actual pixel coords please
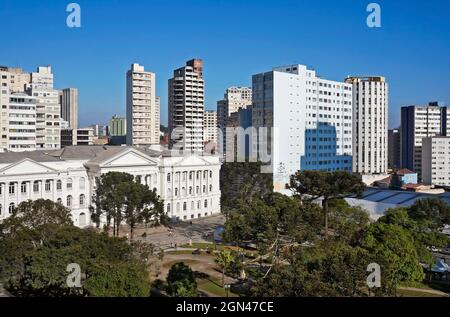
left=0, top=159, right=58, bottom=176
left=171, top=155, right=215, bottom=167
left=102, top=149, right=158, bottom=167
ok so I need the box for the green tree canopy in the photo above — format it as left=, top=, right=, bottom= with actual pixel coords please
left=287, top=170, right=366, bottom=237
left=166, top=262, right=197, bottom=297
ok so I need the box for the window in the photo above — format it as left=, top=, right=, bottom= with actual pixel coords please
left=0, top=204, right=2, bottom=215
left=191, top=201, right=195, bottom=210
left=167, top=173, right=171, bottom=182
left=9, top=203, right=15, bottom=214
left=79, top=177, right=85, bottom=190
left=209, top=184, right=212, bottom=192
left=79, top=194, right=85, bottom=207
left=67, top=195, right=73, bottom=207
left=204, top=200, right=208, bottom=208
left=9, top=183, right=15, bottom=195
left=189, top=186, right=193, bottom=195
left=21, top=182, right=27, bottom=194
left=67, top=178, right=73, bottom=190
left=57, top=198, right=62, bottom=205
left=57, top=180, right=62, bottom=191
left=45, top=180, right=51, bottom=192
left=210, top=171, right=212, bottom=178
left=203, top=185, right=206, bottom=193
left=33, top=181, right=39, bottom=193
left=183, top=202, right=187, bottom=211
left=196, top=186, right=199, bottom=194
left=167, top=203, right=171, bottom=213
left=175, top=188, right=178, bottom=197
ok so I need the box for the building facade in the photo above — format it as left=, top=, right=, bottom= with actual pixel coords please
left=110, top=115, right=127, bottom=137
left=28, top=66, right=61, bottom=150
left=422, top=136, right=450, bottom=187
left=252, top=64, right=353, bottom=192
left=203, top=110, right=218, bottom=144
left=168, top=59, right=205, bottom=153
left=217, top=87, right=252, bottom=154
left=0, top=146, right=221, bottom=227
left=401, top=102, right=449, bottom=179
left=1, top=66, right=62, bottom=152
left=388, top=128, right=401, bottom=169
left=59, top=88, right=78, bottom=129
left=345, top=76, right=388, bottom=175
left=126, top=63, right=159, bottom=146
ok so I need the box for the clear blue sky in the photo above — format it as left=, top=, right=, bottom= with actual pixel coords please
left=0, top=0, right=449, bottom=128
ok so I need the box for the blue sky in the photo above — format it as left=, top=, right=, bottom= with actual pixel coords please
left=0, top=0, right=449, bottom=128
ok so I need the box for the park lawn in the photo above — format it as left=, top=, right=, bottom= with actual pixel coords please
left=197, top=278, right=238, bottom=297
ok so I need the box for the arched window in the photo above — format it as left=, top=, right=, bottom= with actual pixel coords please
left=204, top=200, right=208, bottom=208
left=67, top=195, right=73, bottom=207
left=182, top=187, right=186, bottom=196
left=183, top=202, right=187, bottom=211
left=67, top=178, right=73, bottom=190
left=167, top=188, right=172, bottom=197
left=57, top=198, right=62, bottom=205
left=56, top=180, right=62, bottom=191
left=79, top=194, right=85, bottom=207
left=175, top=188, right=178, bottom=197
left=209, top=184, right=213, bottom=192
left=167, top=173, right=171, bottom=182
left=33, top=181, right=39, bottom=193
left=167, top=203, right=171, bottom=213
left=203, top=185, right=206, bottom=193
left=197, top=201, right=201, bottom=209
left=9, top=203, right=15, bottom=214
left=79, top=177, right=85, bottom=190
left=189, top=186, right=193, bottom=195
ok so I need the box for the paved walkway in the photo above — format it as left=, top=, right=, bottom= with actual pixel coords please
left=398, top=287, right=449, bottom=297
left=135, top=214, right=226, bottom=249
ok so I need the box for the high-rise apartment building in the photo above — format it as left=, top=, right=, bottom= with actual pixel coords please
left=422, top=136, right=450, bottom=187
left=388, top=128, right=401, bottom=169
left=126, top=63, right=159, bottom=146
left=203, top=110, right=218, bottom=144
left=345, top=76, right=388, bottom=175
left=168, top=59, right=205, bottom=152
left=28, top=66, right=61, bottom=150
left=401, top=102, right=449, bottom=179
left=7, top=93, right=37, bottom=151
left=217, top=87, right=252, bottom=154
left=59, top=88, right=78, bottom=129
left=1, top=65, right=61, bottom=151
left=110, top=115, right=127, bottom=136
left=252, top=64, right=353, bottom=192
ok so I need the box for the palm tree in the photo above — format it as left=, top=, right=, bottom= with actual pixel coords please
left=214, top=250, right=235, bottom=287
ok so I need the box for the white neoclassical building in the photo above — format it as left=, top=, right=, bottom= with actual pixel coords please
left=0, top=146, right=221, bottom=227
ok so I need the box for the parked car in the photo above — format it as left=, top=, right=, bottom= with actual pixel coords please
left=192, top=249, right=201, bottom=255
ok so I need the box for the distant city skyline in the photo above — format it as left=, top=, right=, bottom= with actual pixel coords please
left=1, top=0, right=449, bottom=128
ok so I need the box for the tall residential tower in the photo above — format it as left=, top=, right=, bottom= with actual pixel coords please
left=252, top=64, right=353, bottom=192
left=168, top=59, right=205, bottom=152
left=345, top=76, right=388, bottom=175
left=126, top=63, right=160, bottom=146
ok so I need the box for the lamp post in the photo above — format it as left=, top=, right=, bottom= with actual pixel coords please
left=224, top=284, right=230, bottom=298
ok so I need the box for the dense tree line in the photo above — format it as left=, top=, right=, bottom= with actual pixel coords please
left=223, top=169, right=450, bottom=296
left=0, top=199, right=161, bottom=297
